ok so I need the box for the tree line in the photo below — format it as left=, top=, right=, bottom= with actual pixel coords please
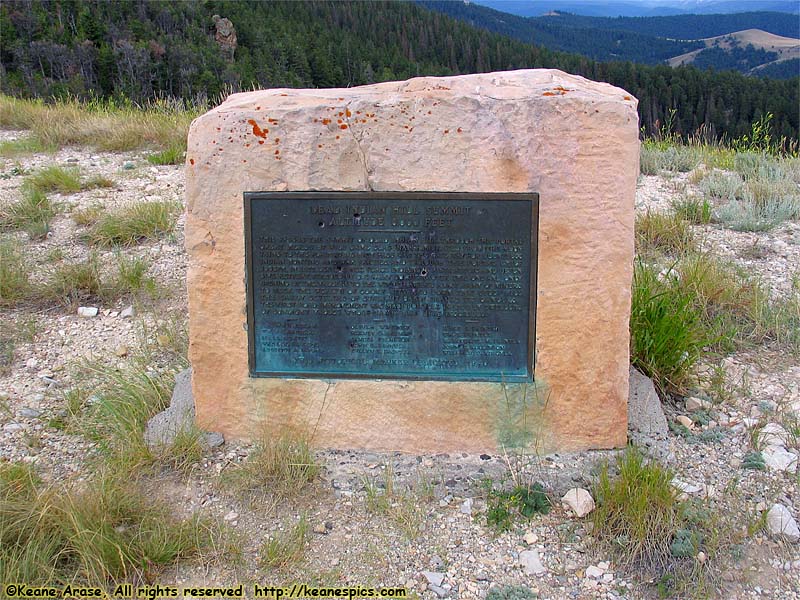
left=0, top=0, right=797, bottom=141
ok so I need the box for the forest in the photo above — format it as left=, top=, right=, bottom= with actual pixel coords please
left=0, top=0, right=797, bottom=141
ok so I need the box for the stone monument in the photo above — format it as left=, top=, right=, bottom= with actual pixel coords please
left=185, top=69, right=639, bottom=453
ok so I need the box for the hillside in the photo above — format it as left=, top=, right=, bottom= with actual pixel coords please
left=475, top=0, right=800, bottom=18
left=668, top=29, right=800, bottom=73
left=422, top=1, right=800, bottom=77
left=0, top=0, right=798, bottom=140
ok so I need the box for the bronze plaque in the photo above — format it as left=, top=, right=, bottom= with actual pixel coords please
left=245, top=192, right=538, bottom=381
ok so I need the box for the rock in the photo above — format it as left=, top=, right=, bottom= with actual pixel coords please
left=204, top=431, right=225, bottom=448
left=460, top=498, right=472, bottom=514
left=3, top=423, right=23, bottom=432
left=585, top=565, right=604, bottom=579
left=77, top=306, right=98, bottom=318
left=671, top=478, right=702, bottom=496
left=312, top=523, right=327, bottom=535
left=685, top=397, right=709, bottom=412
left=223, top=511, right=238, bottom=522
left=212, top=15, right=237, bottom=61
left=120, top=305, right=135, bottom=319
left=766, top=504, right=799, bottom=543
left=114, top=345, right=129, bottom=357
left=186, top=70, right=639, bottom=453
left=428, top=585, right=448, bottom=598
left=18, top=407, right=40, bottom=418
left=676, top=415, right=694, bottom=429
left=429, top=555, right=445, bottom=570
left=523, top=531, right=538, bottom=545
left=762, top=446, right=798, bottom=473
left=562, top=488, right=595, bottom=517
left=421, top=572, right=445, bottom=587
left=520, top=549, right=546, bottom=575
left=628, top=367, right=669, bottom=456
left=758, top=423, right=789, bottom=448
left=143, top=368, right=195, bottom=449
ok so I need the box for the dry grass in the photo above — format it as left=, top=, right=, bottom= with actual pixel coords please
left=83, top=200, right=180, bottom=246
left=0, top=95, right=197, bottom=153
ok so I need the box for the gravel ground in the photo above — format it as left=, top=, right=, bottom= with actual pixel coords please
left=1, top=131, right=799, bottom=598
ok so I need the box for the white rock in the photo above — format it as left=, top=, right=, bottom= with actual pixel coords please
left=223, top=511, right=238, bottom=522
left=523, top=531, right=538, bottom=545
left=676, top=415, right=694, bottom=429
left=120, top=306, right=135, bottom=319
left=519, top=549, right=546, bottom=575
left=685, top=397, right=709, bottom=412
left=762, top=446, right=798, bottom=473
left=585, top=565, right=604, bottom=578
left=421, top=572, right=445, bottom=587
left=77, top=306, right=99, bottom=318
left=671, top=478, right=703, bottom=495
left=562, top=488, right=595, bottom=517
left=460, top=498, right=473, bottom=514
left=766, top=504, right=800, bottom=542
left=758, top=423, right=789, bottom=448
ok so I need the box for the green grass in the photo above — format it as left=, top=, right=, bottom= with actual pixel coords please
left=72, top=203, right=106, bottom=226
left=0, top=240, right=31, bottom=307
left=635, top=211, right=696, bottom=256
left=221, top=431, right=319, bottom=503
left=630, top=261, right=714, bottom=395
left=672, top=196, right=712, bottom=225
left=0, top=94, right=198, bottom=153
left=259, top=516, right=309, bottom=569
left=0, top=186, right=58, bottom=239
left=84, top=200, right=180, bottom=246
left=26, top=166, right=82, bottom=194
left=147, top=145, right=185, bottom=166
left=0, top=136, right=54, bottom=157
left=0, top=463, right=216, bottom=585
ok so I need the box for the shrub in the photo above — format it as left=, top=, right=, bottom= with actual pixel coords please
left=486, top=586, right=537, bottom=600
left=714, top=196, right=799, bottom=232
left=485, top=482, right=551, bottom=533
left=84, top=200, right=180, bottom=246
left=700, top=171, right=743, bottom=200
left=639, top=144, right=701, bottom=175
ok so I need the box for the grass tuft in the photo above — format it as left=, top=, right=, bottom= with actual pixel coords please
left=26, top=166, right=82, bottom=194
left=222, top=431, right=319, bottom=503
left=147, top=145, right=185, bottom=166
left=0, top=463, right=215, bottom=585
left=84, top=201, right=180, bottom=246
left=0, top=186, right=57, bottom=239
left=0, top=95, right=197, bottom=153
left=672, top=196, right=712, bottom=225
left=259, top=516, right=309, bottom=569
left=630, top=261, right=713, bottom=394
left=0, top=241, right=31, bottom=306
left=0, top=137, right=54, bottom=157
left=635, top=211, right=696, bottom=256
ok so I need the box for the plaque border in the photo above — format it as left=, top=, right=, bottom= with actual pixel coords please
left=244, top=191, right=539, bottom=383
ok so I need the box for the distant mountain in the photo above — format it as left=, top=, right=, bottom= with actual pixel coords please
left=540, top=11, right=800, bottom=39
left=668, top=29, right=800, bottom=75
left=473, top=1, right=800, bottom=18
left=424, top=2, right=800, bottom=76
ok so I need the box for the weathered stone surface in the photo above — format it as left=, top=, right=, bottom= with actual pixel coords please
left=628, top=366, right=669, bottom=457
left=186, top=69, right=639, bottom=453
left=144, top=368, right=194, bottom=449
left=561, top=487, right=595, bottom=517
left=519, top=549, right=546, bottom=575
left=766, top=503, right=800, bottom=542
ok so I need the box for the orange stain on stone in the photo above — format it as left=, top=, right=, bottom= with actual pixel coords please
left=189, top=158, right=195, bottom=165
left=457, top=128, right=463, bottom=133
left=247, top=119, right=268, bottom=138
left=345, top=109, right=352, bottom=117
left=340, top=124, right=348, bottom=130
left=258, top=140, right=264, bottom=145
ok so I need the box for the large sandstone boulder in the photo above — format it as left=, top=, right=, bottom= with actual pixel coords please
left=185, top=69, right=639, bottom=453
